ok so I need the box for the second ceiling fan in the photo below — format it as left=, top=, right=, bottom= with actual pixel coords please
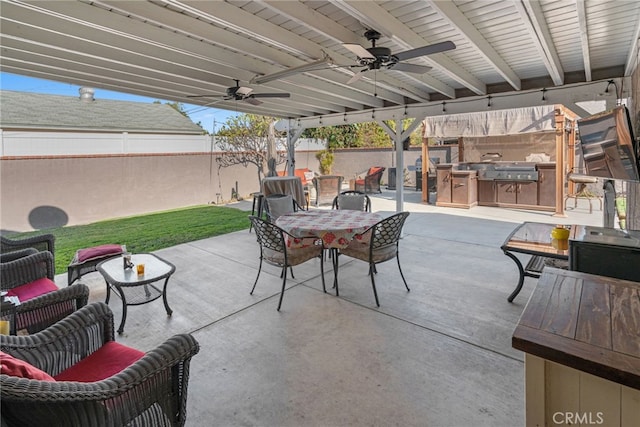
left=187, top=80, right=290, bottom=105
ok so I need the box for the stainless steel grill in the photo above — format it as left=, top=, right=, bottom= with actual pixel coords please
left=471, top=162, right=538, bottom=181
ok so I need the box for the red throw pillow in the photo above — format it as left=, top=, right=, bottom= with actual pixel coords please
left=0, top=351, right=55, bottom=381
left=76, top=244, right=123, bottom=263
left=54, top=341, right=144, bottom=382
left=6, top=277, right=58, bottom=301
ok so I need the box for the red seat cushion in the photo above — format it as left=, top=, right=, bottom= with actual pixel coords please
left=368, top=167, right=383, bottom=176
left=0, top=351, right=55, bottom=381
left=76, top=244, right=123, bottom=263
left=54, top=341, right=144, bottom=382
left=6, top=277, right=58, bottom=301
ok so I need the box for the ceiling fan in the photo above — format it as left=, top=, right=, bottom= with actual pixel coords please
left=342, top=30, right=455, bottom=84
left=187, top=80, right=290, bottom=105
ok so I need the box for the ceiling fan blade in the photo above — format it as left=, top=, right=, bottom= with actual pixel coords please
left=347, top=69, right=367, bottom=84
left=186, top=94, right=221, bottom=98
left=243, top=97, right=263, bottom=106
left=251, top=93, right=291, bottom=98
left=343, top=43, right=375, bottom=59
left=387, top=63, right=432, bottom=74
left=393, top=41, right=456, bottom=61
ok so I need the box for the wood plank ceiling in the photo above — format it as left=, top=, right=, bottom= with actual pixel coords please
left=1, top=0, right=639, bottom=122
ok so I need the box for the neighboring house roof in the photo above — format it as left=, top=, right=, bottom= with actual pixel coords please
left=0, top=90, right=204, bottom=134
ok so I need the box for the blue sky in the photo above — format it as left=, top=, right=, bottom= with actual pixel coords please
left=0, top=72, right=236, bottom=133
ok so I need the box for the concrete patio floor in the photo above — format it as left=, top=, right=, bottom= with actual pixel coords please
left=56, top=190, right=604, bottom=427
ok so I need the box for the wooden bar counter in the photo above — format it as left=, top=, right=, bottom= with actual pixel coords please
left=512, top=267, right=640, bottom=426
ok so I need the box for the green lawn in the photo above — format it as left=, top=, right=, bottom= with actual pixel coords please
left=6, top=205, right=251, bottom=275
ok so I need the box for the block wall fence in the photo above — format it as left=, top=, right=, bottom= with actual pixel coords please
left=0, top=147, right=433, bottom=232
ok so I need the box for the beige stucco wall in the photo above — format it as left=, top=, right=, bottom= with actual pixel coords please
left=0, top=148, right=437, bottom=232
left=0, top=152, right=318, bottom=232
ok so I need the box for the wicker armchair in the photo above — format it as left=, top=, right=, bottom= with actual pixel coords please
left=1, top=302, right=200, bottom=427
left=354, top=167, right=385, bottom=193
left=1, top=251, right=89, bottom=334
left=1, top=233, right=56, bottom=266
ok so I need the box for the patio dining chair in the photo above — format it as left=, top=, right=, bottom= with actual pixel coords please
left=334, top=212, right=410, bottom=307
left=248, top=215, right=325, bottom=311
left=0, top=302, right=199, bottom=427
left=332, top=190, right=371, bottom=212
left=263, top=193, right=304, bottom=222
left=1, top=250, right=89, bottom=334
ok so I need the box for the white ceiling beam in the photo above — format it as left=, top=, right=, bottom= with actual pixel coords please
left=575, top=0, right=592, bottom=81
left=27, top=1, right=389, bottom=109
left=259, top=0, right=361, bottom=45
left=428, top=0, right=521, bottom=91
left=1, top=2, right=373, bottom=113
left=514, top=0, right=564, bottom=85
left=179, top=0, right=426, bottom=104
left=2, top=36, right=359, bottom=115
left=332, top=0, right=485, bottom=97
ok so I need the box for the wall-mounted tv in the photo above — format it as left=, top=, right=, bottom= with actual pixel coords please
left=577, top=106, right=639, bottom=182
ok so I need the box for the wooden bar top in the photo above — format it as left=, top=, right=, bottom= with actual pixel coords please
left=512, top=267, right=640, bottom=390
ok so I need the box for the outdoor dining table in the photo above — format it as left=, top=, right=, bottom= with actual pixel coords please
left=276, top=209, right=383, bottom=290
left=275, top=209, right=382, bottom=249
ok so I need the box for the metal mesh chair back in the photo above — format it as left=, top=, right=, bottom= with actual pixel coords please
left=249, top=215, right=285, bottom=253
left=371, top=212, right=410, bottom=249
left=333, top=191, right=371, bottom=212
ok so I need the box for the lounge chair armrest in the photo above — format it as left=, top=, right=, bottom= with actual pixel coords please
left=2, top=301, right=113, bottom=371
left=0, top=248, right=39, bottom=263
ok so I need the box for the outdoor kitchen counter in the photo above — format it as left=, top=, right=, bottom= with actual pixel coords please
left=435, top=162, right=556, bottom=211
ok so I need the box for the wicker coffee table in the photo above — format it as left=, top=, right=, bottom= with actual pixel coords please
left=97, top=253, right=175, bottom=334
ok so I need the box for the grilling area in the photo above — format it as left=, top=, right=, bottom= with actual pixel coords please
left=421, top=105, right=581, bottom=213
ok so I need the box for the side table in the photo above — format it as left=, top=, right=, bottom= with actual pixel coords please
left=97, top=253, right=175, bottom=334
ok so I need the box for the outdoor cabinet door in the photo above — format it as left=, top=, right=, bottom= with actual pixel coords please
left=496, top=182, right=517, bottom=204
left=516, top=182, right=538, bottom=205
left=436, top=166, right=452, bottom=203
left=451, top=174, right=469, bottom=205
left=478, top=180, right=497, bottom=205
left=537, top=164, right=556, bottom=207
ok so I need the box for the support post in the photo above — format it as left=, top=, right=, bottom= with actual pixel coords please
left=553, top=107, right=567, bottom=217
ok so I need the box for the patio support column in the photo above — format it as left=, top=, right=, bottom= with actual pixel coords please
left=394, top=121, right=404, bottom=213
left=553, top=107, right=567, bottom=217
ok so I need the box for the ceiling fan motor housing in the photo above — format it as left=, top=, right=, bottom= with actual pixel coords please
left=366, top=46, right=393, bottom=63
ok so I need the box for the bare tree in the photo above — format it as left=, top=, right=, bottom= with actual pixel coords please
left=216, top=114, right=287, bottom=185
